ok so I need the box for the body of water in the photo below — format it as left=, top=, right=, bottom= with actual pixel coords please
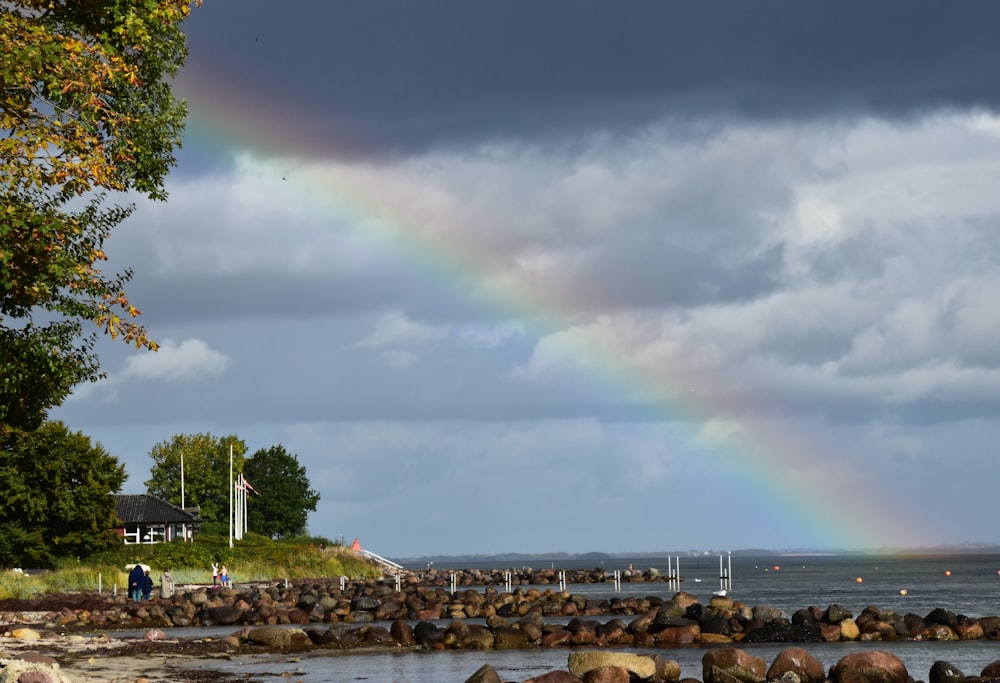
left=172, top=552, right=1000, bottom=682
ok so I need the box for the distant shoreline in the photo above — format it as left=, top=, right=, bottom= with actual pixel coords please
left=396, top=545, right=1000, bottom=567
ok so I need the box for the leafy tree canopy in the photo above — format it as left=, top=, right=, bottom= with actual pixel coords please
left=145, top=433, right=247, bottom=528
left=0, top=0, right=199, bottom=433
left=0, top=421, right=126, bottom=567
left=245, top=445, right=320, bottom=539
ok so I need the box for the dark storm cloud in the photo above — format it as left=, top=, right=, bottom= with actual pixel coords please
left=179, top=1, right=1000, bottom=159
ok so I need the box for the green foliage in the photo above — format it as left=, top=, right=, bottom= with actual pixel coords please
left=85, top=536, right=380, bottom=589
left=244, top=445, right=320, bottom=538
left=0, top=0, right=198, bottom=433
left=0, top=536, right=379, bottom=598
left=0, top=421, right=126, bottom=567
left=144, top=434, right=247, bottom=527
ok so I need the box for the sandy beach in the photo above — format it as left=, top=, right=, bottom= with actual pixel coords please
left=0, top=629, right=249, bottom=683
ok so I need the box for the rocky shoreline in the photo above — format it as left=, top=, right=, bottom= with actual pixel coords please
left=3, top=569, right=1000, bottom=682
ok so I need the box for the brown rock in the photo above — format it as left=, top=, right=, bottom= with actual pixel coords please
left=673, top=592, right=701, bottom=611
left=464, top=664, right=503, bottom=683
left=818, top=623, right=842, bottom=642
left=390, top=619, right=416, bottom=646
left=703, top=647, right=767, bottom=683
left=540, top=627, right=573, bottom=647
left=982, top=660, right=1000, bottom=678
left=582, top=665, right=630, bottom=683
left=956, top=619, right=984, bottom=640
left=17, top=671, right=58, bottom=683
left=767, top=646, right=826, bottom=683
left=363, top=626, right=396, bottom=646
left=525, top=672, right=581, bottom=683
left=652, top=655, right=683, bottom=683
left=628, top=609, right=659, bottom=633
left=925, top=624, right=959, bottom=641
left=656, top=624, right=701, bottom=646
left=830, top=650, right=908, bottom=683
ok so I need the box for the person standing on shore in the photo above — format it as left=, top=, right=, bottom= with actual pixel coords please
left=220, top=564, right=229, bottom=587
left=211, top=561, right=219, bottom=586
left=160, top=567, right=174, bottom=599
left=141, top=570, right=153, bottom=600
left=128, top=563, right=145, bottom=601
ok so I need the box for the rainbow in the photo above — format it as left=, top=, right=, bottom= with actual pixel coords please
left=174, top=69, right=938, bottom=552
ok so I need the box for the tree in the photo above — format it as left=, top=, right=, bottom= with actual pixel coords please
left=0, top=421, right=126, bottom=567
left=0, top=0, right=199, bottom=433
left=145, top=433, right=247, bottom=530
left=245, top=445, right=320, bottom=539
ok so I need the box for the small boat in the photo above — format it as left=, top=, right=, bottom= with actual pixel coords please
left=693, top=578, right=702, bottom=583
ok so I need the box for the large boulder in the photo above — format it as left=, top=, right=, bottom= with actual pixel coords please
left=245, top=626, right=310, bottom=648
left=568, top=651, right=657, bottom=680
left=926, top=608, right=958, bottom=628
left=703, top=647, right=767, bottom=683
left=829, top=650, right=908, bottom=683
left=389, top=619, right=415, bottom=646
left=929, top=660, right=965, bottom=683
left=766, top=647, right=826, bottom=683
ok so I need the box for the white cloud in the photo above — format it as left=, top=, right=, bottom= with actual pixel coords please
left=121, top=338, right=232, bottom=382
left=357, top=311, right=443, bottom=349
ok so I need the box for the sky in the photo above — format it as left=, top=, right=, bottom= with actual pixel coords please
left=51, top=1, right=1000, bottom=559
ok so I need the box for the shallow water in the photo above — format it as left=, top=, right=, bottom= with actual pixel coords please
left=190, top=640, right=1000, bottom=683
left=112, top=552, right=1000, bottom=682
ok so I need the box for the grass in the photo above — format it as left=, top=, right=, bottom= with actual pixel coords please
left=0, top=535, right=384, bottom=599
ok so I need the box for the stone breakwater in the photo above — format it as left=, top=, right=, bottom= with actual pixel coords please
left=2, top=569, right=1000, bottom=644
left=4, top=569, right=1000, bottom=683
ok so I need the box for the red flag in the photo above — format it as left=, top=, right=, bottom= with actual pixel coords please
left=242, top=475, right=261, bottom=496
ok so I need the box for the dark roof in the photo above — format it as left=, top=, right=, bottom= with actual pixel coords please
left=113, top=494, right=202, bottom=525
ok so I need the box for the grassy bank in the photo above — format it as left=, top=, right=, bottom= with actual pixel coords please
left=0, top=534, right=384, bottom=599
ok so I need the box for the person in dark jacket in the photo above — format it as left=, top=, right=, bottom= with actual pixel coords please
left=142, top=570, right=153, bottom=600
left=128, top=563, right=145, bottom=601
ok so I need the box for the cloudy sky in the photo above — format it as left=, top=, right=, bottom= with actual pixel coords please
left=52, top=1, right=1000, bottom=559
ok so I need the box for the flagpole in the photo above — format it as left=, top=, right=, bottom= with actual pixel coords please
left=242, top=474, right=248, bottom=535
left=180, top=451, right=186, bottom=542
left=228, top=443, right=233, bottom=548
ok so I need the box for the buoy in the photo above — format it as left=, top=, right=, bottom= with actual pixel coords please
left=945, top=570, right=952, bottom=577
left=773, top=565, right=780, bottom=571
left=899, top=589, right=908, bottom=596
left=855, top=577, right=863, bottom=583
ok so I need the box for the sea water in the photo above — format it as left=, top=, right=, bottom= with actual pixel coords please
left=179, top=552, right=1000, bottom=682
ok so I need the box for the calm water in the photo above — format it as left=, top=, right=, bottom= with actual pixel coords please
left=179, top=553, right=1000, bottom=682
